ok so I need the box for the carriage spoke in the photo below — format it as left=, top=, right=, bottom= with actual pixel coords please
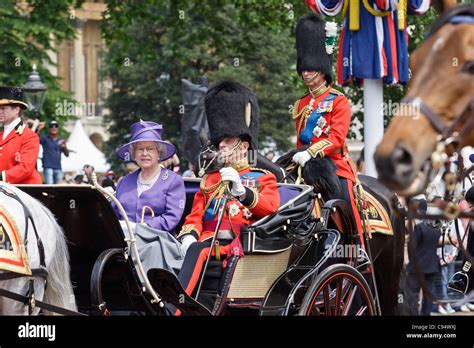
left=323, top=285, right=331, bottom=315
left=341, top=284, right=357, bottom=316
left=334, top=278, right=343, bottom=316
left=355, top=306, right=368, bottom=316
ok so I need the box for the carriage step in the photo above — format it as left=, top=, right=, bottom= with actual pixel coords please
left=147, top=268, right=211, bottom=316
left=259, top=306, right=288, bottom=316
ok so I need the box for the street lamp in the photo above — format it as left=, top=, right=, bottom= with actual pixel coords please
left=23, top=64, right=47, bottom=118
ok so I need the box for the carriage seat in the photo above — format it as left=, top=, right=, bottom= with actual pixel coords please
left=241, top=184, right=313, bottom=254
left=255, top=153, right=286, bottom=182
left=177, top=180, right=313, bottom=253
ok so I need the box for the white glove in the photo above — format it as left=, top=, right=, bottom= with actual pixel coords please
left=180, top=234, right=197, bottom=255
left=292, top=150, right=312, bottom=167
left=219, top=167, right=246, bottom=197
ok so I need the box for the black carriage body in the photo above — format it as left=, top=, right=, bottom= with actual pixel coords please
left=16, top=179, right=375, bottom=316
left=16, top=184, right=160, bottom=315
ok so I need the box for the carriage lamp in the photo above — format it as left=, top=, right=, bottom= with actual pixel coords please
left=23, top=64, right=47, bottom=118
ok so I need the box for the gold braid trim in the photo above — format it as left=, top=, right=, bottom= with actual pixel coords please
left=307, top=139, right=333, bottom=158
left=249, top=167, right=271, bottom=175
left=204, top=183, right=227, bottom=213
left=178, top=224, right=199, bottom=239
left=231, top=158, right=249, bottom=171
left=292, top=99, right=304, bottom=120
left=296, top=104, right=313, bottom=138
left=200, top=174, right=222, bottom=193
left=329, top=87, right=344, bottom=96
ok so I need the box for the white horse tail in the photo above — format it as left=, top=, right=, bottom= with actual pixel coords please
left=40, top=205, right=77, bottom=314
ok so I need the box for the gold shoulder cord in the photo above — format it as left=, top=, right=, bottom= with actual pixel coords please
left=292, top=99, right=303, bottom=120
left=249, top=167, right=271, bottom=175
left=296, top=106, right=313, bottom=137
left=200, top=175, right=228, bottom=213
left=200, top=174, right=223, bottom=193
left=329, top=87, right=344, bottom=96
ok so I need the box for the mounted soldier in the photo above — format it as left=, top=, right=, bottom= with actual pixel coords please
left=291, top=15, right=364, bottom=241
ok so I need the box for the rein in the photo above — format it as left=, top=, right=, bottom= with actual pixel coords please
left=402, top=96, right=473, bottom=147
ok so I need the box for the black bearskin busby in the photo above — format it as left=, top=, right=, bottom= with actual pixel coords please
left=296, top=14, right=333, bottom=84
left=0, top=86, right=28, bottom=109
left=205, top=80, right=259, bottom=151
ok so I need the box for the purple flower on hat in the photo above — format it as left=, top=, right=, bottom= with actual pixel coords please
left=116, top=120, right=176, bottom=162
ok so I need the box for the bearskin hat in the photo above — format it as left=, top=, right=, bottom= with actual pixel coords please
left=205, top=80, right=259, bottom=151
left=296, top=14, right=333, bottom=84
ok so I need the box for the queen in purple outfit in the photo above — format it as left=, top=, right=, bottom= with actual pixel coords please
left=114, top=120, right=185, bottom=235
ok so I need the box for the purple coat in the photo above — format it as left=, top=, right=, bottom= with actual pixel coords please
left=114, top=168, right=185, bottom=235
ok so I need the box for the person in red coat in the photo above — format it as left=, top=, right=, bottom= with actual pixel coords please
left=0, top=87, right=42, bottom=184
left=291, top=15, right=363, bottom=240
left=176, top=81, right=280, bottom=304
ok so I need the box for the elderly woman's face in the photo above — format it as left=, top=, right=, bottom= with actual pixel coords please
left=134, top=141, right=160, bottom=169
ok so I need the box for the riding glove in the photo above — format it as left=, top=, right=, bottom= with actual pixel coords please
left=292, top=150, right=312, bottom=167
left=219, top=167, right=246, bottom=197
left=180, top=234, right=197, bottom=255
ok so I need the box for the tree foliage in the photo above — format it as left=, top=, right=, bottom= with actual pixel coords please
left=102, top=0, right=310, bottom=169
left=102, top=0, right=438, bottom=170
left=0, top=0, right=80, bottom=126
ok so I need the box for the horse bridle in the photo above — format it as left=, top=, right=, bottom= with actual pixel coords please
left=0, top=185, right=84, bottom=315
left=397, top=11, right=474, bottom=301
left=0, top=185, right=45, bottom=270
left=403, top=96, right=474, bottom=149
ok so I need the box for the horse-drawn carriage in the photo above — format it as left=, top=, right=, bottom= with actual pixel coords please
left=6, top=171, right=386, bottom=316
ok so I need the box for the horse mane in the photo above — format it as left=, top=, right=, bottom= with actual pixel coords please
left=276, top=147, right=342, bottom=201
left=11, top=186, right=77, bottom=314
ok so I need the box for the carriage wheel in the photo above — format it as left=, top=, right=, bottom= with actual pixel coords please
left=299, top=264, right=376, bottom=316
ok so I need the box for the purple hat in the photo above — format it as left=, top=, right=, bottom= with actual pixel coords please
left=116, top=120, right=176, bottom=162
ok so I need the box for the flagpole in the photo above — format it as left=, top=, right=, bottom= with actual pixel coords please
left=363, top=79, right=384, bottom=178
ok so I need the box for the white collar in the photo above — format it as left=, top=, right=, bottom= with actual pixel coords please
left=2, top=118, right=22, bottom=140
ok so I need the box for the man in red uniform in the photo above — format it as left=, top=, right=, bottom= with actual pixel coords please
left=177, top=81, right=280, bottom=301
left=291, top=15, right=363, bottom=238
left=0, top=87, right=42, bottom=184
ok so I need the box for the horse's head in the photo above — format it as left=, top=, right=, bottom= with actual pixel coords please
left=375, top=2, right=474, bottom=196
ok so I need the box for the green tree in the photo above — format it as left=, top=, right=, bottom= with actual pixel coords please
left=102, top=0, right=309, bottom=170
left=0, top=0, right=80, bottom=126
left=102, top=1, right=438, bottom=171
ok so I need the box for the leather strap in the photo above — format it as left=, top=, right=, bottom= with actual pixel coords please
left=0, top=267, right=48, bottom=281
left=402, top=96, right=474, bottom=142
left=0, top=288, right=85, bottom=316
left=0, top=185, right=46, bottom=268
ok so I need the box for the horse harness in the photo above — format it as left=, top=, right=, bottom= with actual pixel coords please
left=403, top=8, right=474, bottom=213
left=0, top=185, right=83, bottom=316
left=403, top=7, right=474, bottom=169
left=401, top=7, right=474, bottom=271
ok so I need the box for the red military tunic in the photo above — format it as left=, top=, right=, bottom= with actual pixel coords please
left=176, top=162, right=280, bottom=302
left=0, top=121, right=42, bottom=184
left=178, top=163, right=280, bottom=242
left=293, top=86, right=355, bottom=182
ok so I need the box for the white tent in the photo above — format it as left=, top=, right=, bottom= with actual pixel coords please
left=59, top=120, right=110, bottom=173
